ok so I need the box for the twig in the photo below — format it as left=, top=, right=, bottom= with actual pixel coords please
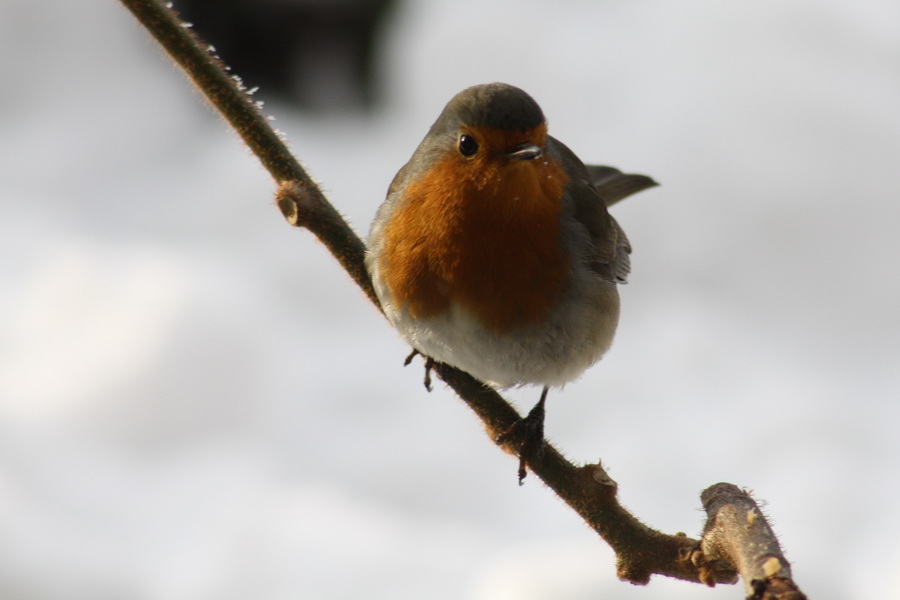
left=276, top=181, right=377, bottom=306
left=431, top=362, right=737, bottom=585
left=698, top=484, right=807, bottom=599
left=118, top=0, right=374, bottom=303
left=117, top=0, right=804, bottom=594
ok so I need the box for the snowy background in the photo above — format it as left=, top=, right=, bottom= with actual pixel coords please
left=2, top=0, right=899, bottom=598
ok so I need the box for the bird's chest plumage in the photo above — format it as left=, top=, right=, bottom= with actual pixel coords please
left=379, top=153, right=571, bottom=333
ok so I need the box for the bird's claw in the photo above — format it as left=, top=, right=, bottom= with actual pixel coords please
left=404, top=349, right=435, bottom=392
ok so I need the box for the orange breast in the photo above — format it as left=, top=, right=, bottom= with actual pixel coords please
left=380, top=134, right=570, bottom=333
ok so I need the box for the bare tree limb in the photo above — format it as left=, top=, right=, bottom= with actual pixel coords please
left=427, top=362, right=737, bottom=585
left=276, top=181, right=377, bottom=306
left=118, top=0, right=375, bottom=304
left=117, top=0, right=806, bottom=595
left=697, top=483, right=807, bottom=599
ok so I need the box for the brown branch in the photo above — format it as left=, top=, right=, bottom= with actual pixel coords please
left=118, top=0, right=374, bottom=303
left=697, top=484, right=807, bottom=599
left=119, top=0, right=300, bottom=183
left=118, top=0, right=804, bottom=594
left=430, top=362, right=737, bottom=585
left=276, top=181, right=377, bottom=306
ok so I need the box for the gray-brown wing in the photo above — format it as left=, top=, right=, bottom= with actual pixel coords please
left=548, top=137, right=634, bottom=284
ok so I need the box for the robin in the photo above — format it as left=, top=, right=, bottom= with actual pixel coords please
left=366, top=82, right=656, bottom=482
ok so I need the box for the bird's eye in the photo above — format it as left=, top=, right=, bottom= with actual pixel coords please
left=458, top=134, right=478, bottom=157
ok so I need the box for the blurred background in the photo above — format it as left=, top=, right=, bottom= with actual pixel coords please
left=2, top=0, right=899, bottom=598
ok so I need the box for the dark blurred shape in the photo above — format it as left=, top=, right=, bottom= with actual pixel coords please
left=175, top=0, right=396, bottom=111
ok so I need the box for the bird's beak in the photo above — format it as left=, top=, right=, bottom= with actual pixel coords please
left=507, top=143, right=543, bottom=161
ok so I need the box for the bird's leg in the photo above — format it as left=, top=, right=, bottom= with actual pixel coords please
left=422, top=357, right=434, bottom=391
left=403, top=348, right=435, bottom=392
left=403, top=348, right=419, bottom=366
left=497, top=385, right=548, bottom=485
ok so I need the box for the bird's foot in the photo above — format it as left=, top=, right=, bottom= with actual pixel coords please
left=404, top=349, right=435, bottom=392
left=496, top=387, right=548, bottom=485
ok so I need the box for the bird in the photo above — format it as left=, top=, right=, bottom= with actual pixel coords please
left=365, top=82, right=656, bottom=482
